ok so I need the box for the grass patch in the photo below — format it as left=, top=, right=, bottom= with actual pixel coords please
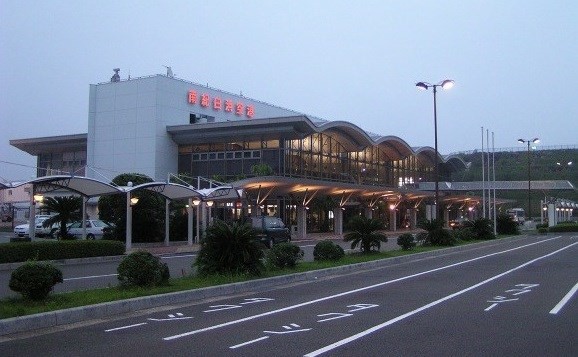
left=0, top=239, right=496, bottom=320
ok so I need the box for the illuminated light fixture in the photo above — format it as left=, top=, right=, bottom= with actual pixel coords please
left=389, top=204, right=396, bottom=211
left=206, top=201, right=214, bottom=207
left=192, top=198, right=201, bottom=206
left=130, top=197, right=139, bottom=205
left=543, top=206, right=547, bottom=211
left=33, top=194, right=44, bottom=203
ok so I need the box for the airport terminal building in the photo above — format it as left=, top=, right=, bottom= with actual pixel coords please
left=10, top=71, right=470, bottom=235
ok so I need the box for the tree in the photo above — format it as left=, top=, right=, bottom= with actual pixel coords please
left=195, top=220, right=264, bottom=276
left=41, top=196, right=82, bottom=239
left=418, top=218, right=455, bottom=246
left=251, top=163, right=273, bottom=176
left=98, top=173, right=165, bottom=243
left=344, top=215, right=388, bottom=253
left=308, top=196, right=337, bottom=232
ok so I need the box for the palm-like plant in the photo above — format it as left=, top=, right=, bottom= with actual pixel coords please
left=41, top=196, right=82, bottom=239
left=344, top=215, right=388, bottom=253
left=195, top=220, right=264, bottom=276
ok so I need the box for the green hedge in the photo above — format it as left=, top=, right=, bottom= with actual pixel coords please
left=0, top=240, right=126, bottom=263
left=548, top=223, right=578, bottom=232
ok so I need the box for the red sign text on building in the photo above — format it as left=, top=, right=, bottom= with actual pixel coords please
left=187, top=90, right=254, bottom=118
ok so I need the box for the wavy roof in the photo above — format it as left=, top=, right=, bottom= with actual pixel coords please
left=167, top=115, right=466, bottom=169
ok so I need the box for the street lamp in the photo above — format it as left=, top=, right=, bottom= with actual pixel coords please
left=416, top=79, right=454, bottom=220
left=518, top=138, right=539, bottom=221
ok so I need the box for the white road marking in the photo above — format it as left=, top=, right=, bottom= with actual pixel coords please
left=229, top=336, right=269, bottom=349
left=105, top=322, right=148, bottom=332
left=549, top=280, right=578, bottom=315
left=160, top=254, right=196, bottom=259
left=163, top=236, right=563, bottom=341
left=304, top=241, right=578, bottom=357
left=64, top=273, right=118, bottom=281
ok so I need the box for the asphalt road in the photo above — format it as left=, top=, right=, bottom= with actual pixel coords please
left=1, top=233, right=576, bottom=356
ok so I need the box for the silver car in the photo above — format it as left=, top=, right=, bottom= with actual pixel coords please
left=67, top=220, right=113, bottom=240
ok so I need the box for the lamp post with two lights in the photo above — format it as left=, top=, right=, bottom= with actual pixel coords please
left=416, top=79, right=454, bottom=221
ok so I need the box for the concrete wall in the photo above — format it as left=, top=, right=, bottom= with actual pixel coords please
left=87, top=75, right=299, bottom=181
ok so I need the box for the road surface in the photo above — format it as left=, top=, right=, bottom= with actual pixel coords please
left=1, top=233, right=576, bottom=356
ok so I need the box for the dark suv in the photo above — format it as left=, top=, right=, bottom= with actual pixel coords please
left=251, top=216, right=291, bottom=248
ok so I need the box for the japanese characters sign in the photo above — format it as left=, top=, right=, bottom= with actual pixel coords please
left=188, top=90, right=255, bottom=118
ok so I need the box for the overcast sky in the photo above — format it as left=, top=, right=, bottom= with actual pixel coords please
left=1, top=0, right=577, bottom=182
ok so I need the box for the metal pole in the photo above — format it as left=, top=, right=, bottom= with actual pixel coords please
left=486, top=129, right=492, bottom=220
left=492, top=132, right=497, bottom=235
left=196, top=204, right=200, bottom=243
left=165, top=199, right=170, bottom=246
left=433, top=86, right=439, bottom=221
left=187, top=198, right=193, bottom=246
left=527, top=141, right=531, bottom=221
left=125, top=192, right=132, bottom=251
left=481, top=127, right=486, bottom=218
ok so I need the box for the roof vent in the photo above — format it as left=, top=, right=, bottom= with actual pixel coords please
left=163, top=65, right=174, bottom=77
left=111, top=68, right=120, bottom=82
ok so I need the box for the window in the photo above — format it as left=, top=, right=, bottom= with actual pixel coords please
left=189, top=113, right=198, bottom=124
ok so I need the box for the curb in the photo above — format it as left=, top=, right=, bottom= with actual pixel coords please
left=0, top=237, right=519, bottom=337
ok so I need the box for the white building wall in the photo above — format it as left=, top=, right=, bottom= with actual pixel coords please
left=88, top=75, right=300, bottom=181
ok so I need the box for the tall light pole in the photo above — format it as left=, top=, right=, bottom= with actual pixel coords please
left=518, top=138, right=539, bottom=221
left=416, top=79, right=454, bottom=221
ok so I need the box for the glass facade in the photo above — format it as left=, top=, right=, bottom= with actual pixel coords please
left=37, top=151, right=86, bottom=177
left=177, top=132, right=446, bottom=187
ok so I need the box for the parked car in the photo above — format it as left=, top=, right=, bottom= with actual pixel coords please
left=66, top=219, right=113, bottom=240
left=250, top=216, right=291, bottom=248
left=449, top=218, right=471, bottom=230
left=13, top=215, right=54, bottom=238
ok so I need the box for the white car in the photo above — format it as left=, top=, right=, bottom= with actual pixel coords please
left=13, top=215, right=55, bottom=238
left=67, top=220, right=113, bottom=240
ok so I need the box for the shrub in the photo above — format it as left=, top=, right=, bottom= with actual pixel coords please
left=452, top=227, right=476, bottom=241
left=344, top=215, right=388, bottom=253
left=117, top=251, right=170, bottom=287
left=0, top=240, right=126, bottom=264
left=496, top=213, right=519, bottom=235
left=470, top=218, right=496, bottom=240
left=414, top=232, right=429, bottom=246
left=397, top=233, right=416, bottom=250
left=417, top=219, right=445, bottom=232
left=428, top=228, right=456, bottom=246
left=9, top=262, right=63, bottom=300
left=313, top=240, right=345, bottom=261
left=266, top=242, right=304, bottom=269
left=194, top=220, right=264, bottom=277
left=538, top=227, right=548, bottom=234
left=548, top=223, right=578, bottom=232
